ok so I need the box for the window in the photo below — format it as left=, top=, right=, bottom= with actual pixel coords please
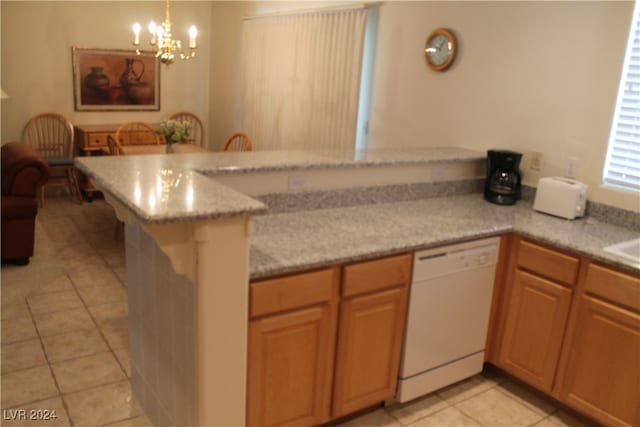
left=604, top=1, right=640, bottom=191
left=239, top=5, right=376, bottom=151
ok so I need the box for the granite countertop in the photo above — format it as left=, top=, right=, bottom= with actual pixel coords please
left=249, top=194, right=640, bottom=279
left=75, top=147, right=638, bottom=274
left=75, top=147, right=484, bottom=223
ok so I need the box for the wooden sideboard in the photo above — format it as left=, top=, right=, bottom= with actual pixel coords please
left=74, top=124, right=164, bottom=199
left=75, top=124, right=163, bottom=154
left=75, top=124, right=115, bottom=199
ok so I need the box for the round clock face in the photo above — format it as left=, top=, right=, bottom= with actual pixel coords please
left=425, top=28, right=457, bottom=71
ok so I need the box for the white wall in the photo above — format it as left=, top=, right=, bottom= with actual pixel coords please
left=1, top=1, right=211, bottom=146
left=368, top=1, right=637, bottom=210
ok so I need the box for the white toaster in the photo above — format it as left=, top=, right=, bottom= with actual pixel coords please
left=533, top=177, right=588, bottom=220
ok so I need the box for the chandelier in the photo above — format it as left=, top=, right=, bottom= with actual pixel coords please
left=132, top=0, right=197, bottom=66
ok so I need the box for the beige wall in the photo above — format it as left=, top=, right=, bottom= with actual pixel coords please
left=1, top=1, right=211, bottom=146
left=368, top=1, right=637, bottom=210
left=208, top=1, right=250, bottom=151
left=2, top=1, right=637, bottom=210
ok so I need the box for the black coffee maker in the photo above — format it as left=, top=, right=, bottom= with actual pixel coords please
left=484, top=150, right=523, bottom=205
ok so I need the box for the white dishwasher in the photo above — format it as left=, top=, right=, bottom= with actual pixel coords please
left=396, top=237, right=499, bottom=403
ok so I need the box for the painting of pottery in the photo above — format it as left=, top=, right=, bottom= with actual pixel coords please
left=72, top=47, right=160, bottom=111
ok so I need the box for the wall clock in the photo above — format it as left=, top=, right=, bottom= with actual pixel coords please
left=425, top=28, right=457, bottom=72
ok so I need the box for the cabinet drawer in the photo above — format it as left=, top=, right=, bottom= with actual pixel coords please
left=517, top=240, right=579, bottom=286
left=584, top=263, right=640, bottom=312
left=250, top=267, right=338, bottom=318
left=87, top=133, right=110, bottom=148
left=342, top=253, right=412, bottom=297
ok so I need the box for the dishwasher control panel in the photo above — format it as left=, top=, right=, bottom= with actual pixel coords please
left=413, top=237, right=500, bottom=281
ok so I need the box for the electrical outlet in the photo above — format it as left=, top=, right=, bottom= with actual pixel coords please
left=530, top=152, right=542, bottom=171
left=567, top=157, right=577, bottom=178
left=288, top=175, right=309, bottom=191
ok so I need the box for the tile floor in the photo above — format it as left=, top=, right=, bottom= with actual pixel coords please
left=1, top=197, right=596, bottom=427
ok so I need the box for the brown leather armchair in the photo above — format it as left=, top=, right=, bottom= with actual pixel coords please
left=1, top=142, right=49, bottom=265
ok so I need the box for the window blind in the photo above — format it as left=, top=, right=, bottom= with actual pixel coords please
left=604, top=2, right=640, bottom=191
left=239, top=6, right=368, bottom=151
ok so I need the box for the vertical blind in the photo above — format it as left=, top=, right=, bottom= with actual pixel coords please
left=604, top=1, right=640, bottom=191
left=240, top=6, right=368, bottom=151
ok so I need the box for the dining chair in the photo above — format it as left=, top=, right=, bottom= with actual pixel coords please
left=224, top=132, right=253, bottom=152
left=115, top=121, right=162, bottom=146
left=168, top=112, right=205, bottom=147
left=107, top=134, right=123, bottom=156
left=21, top=113, right=82, bottom=206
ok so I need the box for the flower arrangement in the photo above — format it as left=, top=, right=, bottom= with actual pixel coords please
left=158, top=119, right=191, bottom=144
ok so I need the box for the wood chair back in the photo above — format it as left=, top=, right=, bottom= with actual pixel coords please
left=168, top=112, right=205, bottom=147
left=107, top=134, right=122, bottom=156
left=224, top=132, right=253, bottom=152
left=22, top=113, right=74, bottom=158
left=115, top=121, right=161, bottom=146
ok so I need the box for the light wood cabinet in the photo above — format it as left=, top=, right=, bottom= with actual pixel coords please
left=332, top=254, right=411, bottom=417
left=247, top=268, right=339, bottom=427
left=247, top=305, right=336, bottom=427
left=247, top=253, right=412, bottom=426
left=332, top=286, right=408, bottom=417
left=491, top=239, right=640, bottom=427
left=495, top=238, right=578, bottom=393
left=556, top=263, right=640, bottom=427
left=497, top=270, right=572, bottom=392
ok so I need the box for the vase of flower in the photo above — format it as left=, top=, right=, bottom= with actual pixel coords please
left=158, top=120, right=191, bottom=154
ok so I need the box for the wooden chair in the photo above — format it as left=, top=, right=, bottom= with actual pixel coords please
left=224, top=132, right=253, bottom=152
left=22, top=113, right=82, bottom=206
left=107, top=134, right=122, bottom=156
left=115, top=121, right=162, bottom=146
left=168, top=112, right=205, bottom=147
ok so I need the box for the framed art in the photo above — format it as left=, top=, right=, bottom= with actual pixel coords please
left=72, top=47, right=160, bottom=111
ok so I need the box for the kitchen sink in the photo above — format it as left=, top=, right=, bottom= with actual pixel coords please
left=603, top=238, right=640, bottom=266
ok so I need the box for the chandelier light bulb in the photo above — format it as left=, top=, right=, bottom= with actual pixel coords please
left=188, top=26, right=198, bottom=48
left=132, top=22, right=141, bottom=45
left=132, top=0, right=197, bottom=66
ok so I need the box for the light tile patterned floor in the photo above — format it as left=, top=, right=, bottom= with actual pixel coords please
left=1, top=197, right=596, bottom=427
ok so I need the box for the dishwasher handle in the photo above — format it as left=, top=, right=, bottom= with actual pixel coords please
left=417, top=253, right=447, bottom=262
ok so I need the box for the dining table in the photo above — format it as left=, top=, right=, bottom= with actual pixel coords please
left=119, top=143, right=208, bottom=155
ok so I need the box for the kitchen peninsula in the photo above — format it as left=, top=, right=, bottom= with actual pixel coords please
left=75, top=148, right=639, bottom=427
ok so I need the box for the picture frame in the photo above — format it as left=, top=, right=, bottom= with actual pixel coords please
left=72, top=47, right=160, bottom=111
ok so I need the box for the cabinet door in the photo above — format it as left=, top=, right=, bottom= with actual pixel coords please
left=247, top=305, right=335, bottom=427
left=332, top=287, right=408, bottom=417
left=560, top=295, right=640, bottom=427
left=498, top=270, right=572, bottom=392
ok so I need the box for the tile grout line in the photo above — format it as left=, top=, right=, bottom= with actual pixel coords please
left=22, top=290, right=74, bottom=427
left=45, top=206, right=128, bottom=425
left=384, top=395, right=451, bottom=426
left=492, top=384, right=558, bottom=422
left=65, top=202, right=132, bottom=380
left=1, top=200, right=127, bottom=424
left=390, top=403, right=452, bottom=427
left=59, top=204, right=131, bottom=380
left=47, top=200, right=132, bottom=425
left=67, top=271, right=130, bottom=385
